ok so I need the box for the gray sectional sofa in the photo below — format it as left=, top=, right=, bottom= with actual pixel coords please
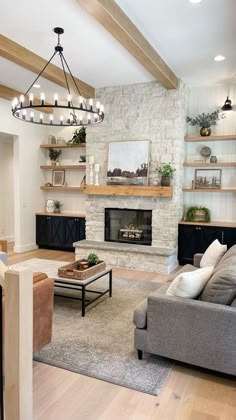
left=133, top=245, right=236, bottom=375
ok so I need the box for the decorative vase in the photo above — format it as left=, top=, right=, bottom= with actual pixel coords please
left=51, top=161, right=56, bottom=166
left=54, top=209, right=60, bottom=213
left=200, top=127, right=211, bottom=137
left=210, top=156, right=217, bottom=163
left=161, top=176, right=170, bottom=186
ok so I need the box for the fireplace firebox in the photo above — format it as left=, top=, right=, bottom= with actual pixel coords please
left=105, top=208, right=152, bottom=246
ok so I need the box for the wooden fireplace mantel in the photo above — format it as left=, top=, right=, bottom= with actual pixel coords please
left=83, top=185, right=173, bottom=197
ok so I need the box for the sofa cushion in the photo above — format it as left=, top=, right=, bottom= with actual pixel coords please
left=0, top=259, right=7, bottom=287
left=168, top=264, right=197, bottom=282
left=133, top=299, right=148, bottom=329
left=200, top=256, right=236, bottom=305
left=166, top=266, right=214, bottom=299
left=33, top=272, right=48, bottom=285
left=200, top=239, right=227, bottom=268
left=215, top=244, right=236, bottom=269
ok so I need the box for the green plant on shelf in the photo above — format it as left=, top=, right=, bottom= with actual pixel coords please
left=68, top=127, right=86, bottom=145
left=185, top=206, right=211, bottom=222
left=186, top=111, right=225, bottom=128
left=54, top=200, right=63, bottom=213
left=48, top=148, right=62, bottom=162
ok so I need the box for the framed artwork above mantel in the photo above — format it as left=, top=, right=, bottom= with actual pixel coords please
left=107, top=140, right=150, bottom=186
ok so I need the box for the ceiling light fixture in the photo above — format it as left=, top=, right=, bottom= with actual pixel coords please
left=33, top=84, right=41, bottom=88
left=221, top=96, right=233, bottom=111
left=214, top=55, right=226, bottom=62
left=189, top=0, right=203, bottom=3
left=11, top=27, right=104, bottom=127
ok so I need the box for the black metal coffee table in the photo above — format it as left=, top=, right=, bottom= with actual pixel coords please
left=54, top=268, right=112, bottom=317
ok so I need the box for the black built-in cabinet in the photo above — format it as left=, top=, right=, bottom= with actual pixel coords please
left=178, top=223, right=236, bottom=265
left=36, top=215, right=85, bottom=251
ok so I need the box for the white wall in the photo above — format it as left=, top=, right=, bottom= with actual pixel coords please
left=0, top=99, right=47, bottom=252
left=185, top=83, right=236, bottom=222
left=0, top=133, right=14, bottom=241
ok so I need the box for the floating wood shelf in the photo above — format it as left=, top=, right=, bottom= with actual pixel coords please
left=183, top=188, right=236, bottom=193
left=185, top=135, right=236, bottom=142
left=183, top=162, right=236, bottom=167
left=40, top=144, right=86, bottom=149
left=40, top=165, right=86, bottom=169
left=179, top=221, right=236, bottom=228
left=84, top=185, right=173, bottom=197
left=40, top=186, right=83, bottom=191
left=36, top=212, right=86, bottom=218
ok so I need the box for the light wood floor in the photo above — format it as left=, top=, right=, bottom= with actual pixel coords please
left=8, top=248, right=236, bottom=420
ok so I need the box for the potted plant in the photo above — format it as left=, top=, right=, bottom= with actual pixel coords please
left=186, top=111, right=225, bottom=137
left=48, top=148, right=62, bottom=166
left=54, top=200, right=63, bottom=213
left=185, top=206, right=211, bottom=222
left=156, top=163, right=175, bottom=186
left=68, top=127, right=86, bottom=145
left=87, top=253, right=99, bottom=267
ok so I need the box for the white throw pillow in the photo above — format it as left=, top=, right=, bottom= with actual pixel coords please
left=200, top=239, right=227, bottom=268
left=0, top=259, right=7, bottom=287
left=166, top=266, right=214, bottom=299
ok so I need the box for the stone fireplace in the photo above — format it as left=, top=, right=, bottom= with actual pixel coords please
left=105, top=208, right=152, bottom=246
left=73, top=81, right=188, bottom=273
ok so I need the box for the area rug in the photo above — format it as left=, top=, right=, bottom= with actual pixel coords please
left=34, top=276, right=173, bottom=395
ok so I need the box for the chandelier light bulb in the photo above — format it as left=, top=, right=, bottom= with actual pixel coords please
left=68, top=94, right=72, bottom=106
left=20, top=95, right=25, bottom=105
left=12, top=97, right=18, bottom=108
left=40, top=113, right=43, bottom=123
left=22, top=109, right=27, bottom=120
left=96, top=101, right=100, bottom=111
left=29, top=93, right=34, bottom=104
left=54, top=93, right=58, bottom=105
left=60, top=115, right=64, bottom=125
left=87, top=113, right=91, bottom=124
left=40, top=92, right=45, bottom=105
left=79, top=96, right=83, bottom=105
left=100, top=104, right=104, bottom=113
left=49, top=114, right=53, bottom=124
left=30, top=111, right=34, bottom=121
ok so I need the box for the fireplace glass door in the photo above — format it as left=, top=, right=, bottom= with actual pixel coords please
left=105, top=208, right=152, bottom=246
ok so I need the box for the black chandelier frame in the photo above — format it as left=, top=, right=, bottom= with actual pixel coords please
left=12, top=27, right=104, bottom=127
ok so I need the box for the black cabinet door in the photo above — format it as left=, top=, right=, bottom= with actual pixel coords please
left=64, top=217, right=85, bottom=249
left=178, top=225, right=195, bottom=265
left=195, top=226, right=221, bottom=253
left=36, top=215, right=51, bottom=246
left=178, top=224, right=221, bottom=265
left=221, top=227, right=236, bottom=249
left=50, top=216, right=64, bottom=246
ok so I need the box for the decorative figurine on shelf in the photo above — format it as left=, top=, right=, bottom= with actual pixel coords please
left=94, top=163, right=100, bottom=186
left=46, top=199, right=55, bottom=212
left=67, top=127, right=86, bottom=145
left=79, top=155, right=86, bottom=162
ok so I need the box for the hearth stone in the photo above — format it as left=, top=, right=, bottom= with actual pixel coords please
left=73, top=240, right=177, bottom=274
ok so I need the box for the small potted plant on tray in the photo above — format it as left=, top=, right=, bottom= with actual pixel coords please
left=186, top=111, right=225, bottom=137
left=156, top=163, right=175, bottom=186
left=87, top=253, right=99, bottom=267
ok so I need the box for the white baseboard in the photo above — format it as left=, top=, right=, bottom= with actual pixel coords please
left=0, top=235, right=14, bottom=242
left=14, top=243, right=38, bottom=253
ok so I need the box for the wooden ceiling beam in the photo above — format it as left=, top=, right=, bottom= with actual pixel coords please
left=0, top=84, right=53, bottom=113
left=78, top=0, right=178, bottom=90
left=0, top=34, right=95, bottom=98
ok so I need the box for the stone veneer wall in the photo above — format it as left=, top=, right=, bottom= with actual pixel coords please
left=84, top=81, right=188, bottom=253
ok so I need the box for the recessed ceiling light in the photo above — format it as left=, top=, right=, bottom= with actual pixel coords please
left=33, top=84, right=41, bottom=88
left=189, top=0, right=203, bottom=3
left=214, top=55, right=226, bottom=62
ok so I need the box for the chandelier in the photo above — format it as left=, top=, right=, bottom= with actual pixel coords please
left=11, top=27, right=104, bottom=127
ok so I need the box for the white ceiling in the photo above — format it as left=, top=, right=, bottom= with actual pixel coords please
left=0, top=0, right=235, bottom=95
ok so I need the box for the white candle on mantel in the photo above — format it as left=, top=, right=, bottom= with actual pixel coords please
left=94, top=163, right=100, bottom=172
left=89, top=156, right=94, bottom=164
